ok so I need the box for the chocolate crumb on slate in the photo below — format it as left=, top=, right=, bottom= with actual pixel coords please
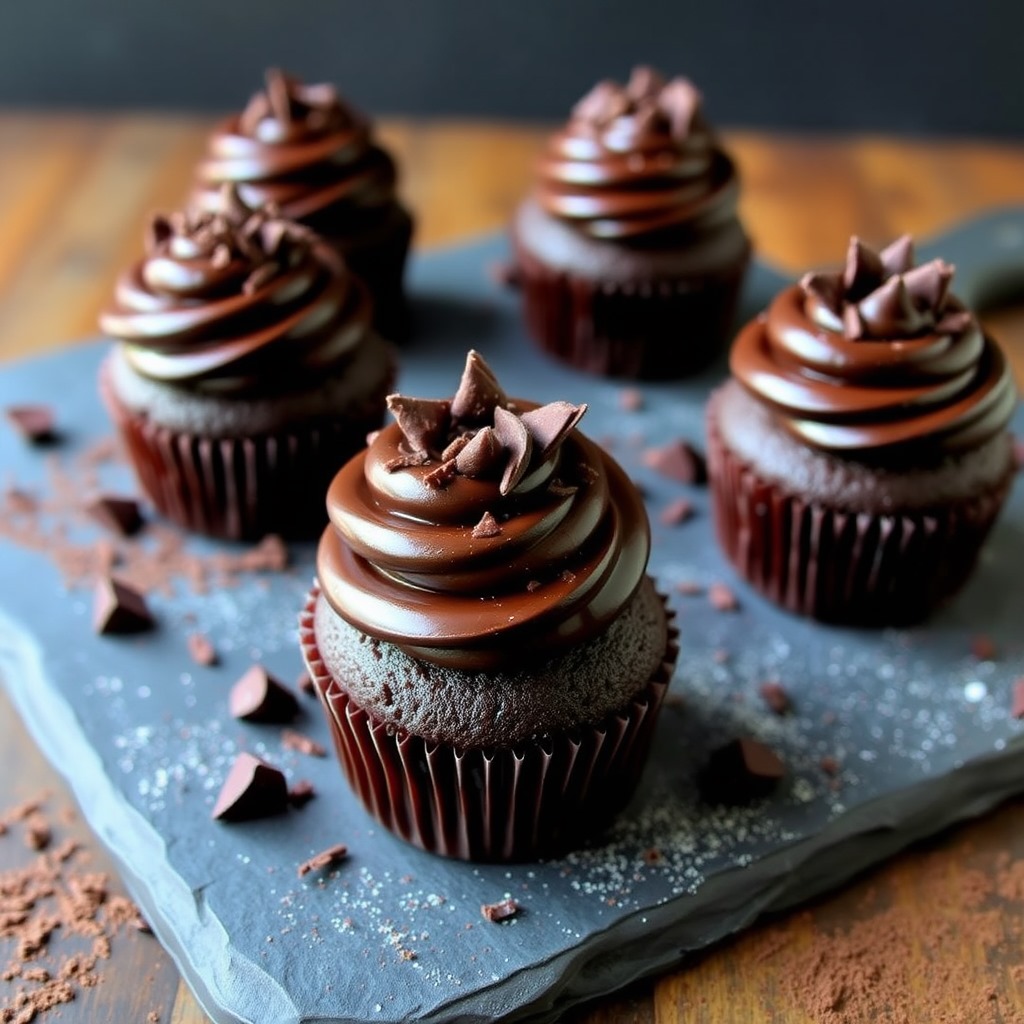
left=186, top=632, right=218, bottom=667
left=93, top=576, right=154, bottom=635
left=819, top=755, right=841, bottom=777
left=297, top=843, right=348, bottom=878
left=229, top=666, right=299, bottom=723
left=288, top=780, right=316, bottom=808
left=971, top=634, right=997, bottom=661
left=85, top=495, right=143, bottom=537
left=642, top=438, right=706, bottom=484
left=642, top=847, right=663, bottom=865
left=699, top=737, right=785, bottom=805
left=618, top=388, right=644, bottom=412
left=281, top=729, right=326, bottom=758
left=296, top=671, right=315, bottom=696
left=1011, top=680, right=1024, bottom=720
left=480, top=898, right=521, bottom=923
left=211, top=753, right=289, bottom=821
left=659, top=498, right=693, bottom=526
left=472, top=511, right=502, bottom=539
left=708, top=582, right=739, bottom=612
left=5, top=405, right=58, bottom=445
left=759, top=681, right=792, bottom=716
left=675, top=580, right=703, bottom=596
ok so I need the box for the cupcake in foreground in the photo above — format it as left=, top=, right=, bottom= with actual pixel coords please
left=192, top=69, right=414, bottom=341
left=99, top=187, right=394, bottom=541
left=708, top=235, right=1017, bottom=624
left=300, top=351, right=678, bottom=861
left=511, top=66, right=750, bottom=379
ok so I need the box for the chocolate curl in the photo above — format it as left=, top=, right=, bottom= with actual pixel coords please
left=880, top=234, right=915, bottom=276
left=386, top=395, right=450, bottom=454
left=493, top=407, right=533, bottom=495
left=520, top=402, right=587, bottom=460
left=843, top=237, right=886, bottom=300
left=851, top=275, right=931, bottom=339
left=455, top=426, right=503, bottom=477
left=450, top=350, right=507, bottom=424
left=902, top=259, right=954, bottom=312
left=658, top=78, right=703, bottom=140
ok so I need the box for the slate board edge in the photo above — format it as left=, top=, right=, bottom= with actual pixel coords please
left=4, top=602, right=1024, bottom=1024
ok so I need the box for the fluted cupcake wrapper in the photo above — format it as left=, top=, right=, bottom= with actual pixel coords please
left=299, top=586, right=678, bottom=862
left=512, top=240, right=749, bottom=380
left=100, top=369, right=387, bottom=542
left=706, top=413, right=1014, bottom=625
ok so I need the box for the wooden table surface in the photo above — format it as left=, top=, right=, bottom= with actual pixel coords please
left=1, top=115, right=1024, bottom=1023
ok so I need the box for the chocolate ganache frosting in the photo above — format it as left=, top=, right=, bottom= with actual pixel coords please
left=730, top=235, right=1016, bottom=456
left=537, top=66, right=740, bottom=242
left=192, top=69, right=399, bottom=232
left=100, top=186, right=371, bottom=395
left=317, top=351, right=650, bottom=670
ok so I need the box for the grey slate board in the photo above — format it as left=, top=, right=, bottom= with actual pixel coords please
left=1, top=213, right=1024, bottom=1024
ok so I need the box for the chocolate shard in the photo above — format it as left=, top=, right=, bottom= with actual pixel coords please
left=265, top=67, right=294, bottom=124
left=229, top=665, right=299, bottom=723
left=480, top=897, right=521, bottom=923
left=297, top=843, right=348, bottom=878
left=211, top=753, right=288, bottom=822
left=493, top=407, right=533, bottom=496
left=842, top=304, right=866, bottom=340
left=5, top=405, right=58, bottom=445
left=520, top=402, right=587, bottom=461
left=472, top=511, right=502, bottom=539
left=843, top=237, right=886, bottom=299
left=386, top=395, right=450, bottom=454
left=86, top=495, right=143, bottom=537
left=93, top=577, right=154, bottom=635
left=902, top=259, right=954, bottom=311
left=855, top=275, right=930, bottom=339
left=454, top=426, right=503, bottom=478
left=450, top=350, right=507, bottom=425
left=880, top=234, right=915, bottom=276
left=699, top=737, right=785, bottom=805
left=384, top=449, right=431, bottom=473
left=642, top=439, right=707, bottom=484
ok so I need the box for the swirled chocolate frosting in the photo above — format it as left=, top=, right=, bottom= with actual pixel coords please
left=100, top=185, right=371, bottom=395
left=730, top=235, right=1016, bottom=456
left=193, top=69, right=399, bottom=231
left=536, top=66, right=740, bottom=242
left=317, top=351, right=650, bottom=670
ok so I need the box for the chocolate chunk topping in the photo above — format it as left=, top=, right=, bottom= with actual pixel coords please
left=93, top=577, right=154, bottom=635
left=480, top=897, right=521, bottom=923
left=451, top=350, right=507, bottom=425
left=520, top=402, right=587, bottom=461
left=454, top=427, right=503, bottom=477
left=186, top=632, right=218, bottom=667
left=5, top=405, right=57, bottom=445
left=211, top=753, right=288, bottom=821
left=281, top=729, right=326, bottom=758
left=297, top=843, right=348, bottom=878
left=759, top=681, right=792, bottom=715
left=85, top=495, right=143, bottom=537
left=700, top=737, right=785, bottom=804
left=440, top=433, right=472, bottom=462
left=384, top=449, right=431, bottom=473
left=642, top=439, right=707, bottom=484
left=228, top=665, right=299, bottom=723
left=493, top=407, right=533, bottom=495
left=472, top=511, right=502, bottom=538
left=386, top=395, right=450, bottom=454
left=423, top=458, right=458, bottom=489
left=288, top=779, right=316, bottom=807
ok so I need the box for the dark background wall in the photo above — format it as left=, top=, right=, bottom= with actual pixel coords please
left=2, top=0, right=1021, bottom=136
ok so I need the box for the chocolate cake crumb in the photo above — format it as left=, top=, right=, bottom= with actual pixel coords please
left=229, top=666, right=299, bottom=723
left=281, top=730, right=326, bottom=758
left=481, top=898, right=521, bottom=923
left=471, top=511, right=502, bottom=539
left=971, top=634, right=997, bottom=661
left=659, top=498, right=693, bottom=526
left=85, top=495, right=143, bottom=537
left=708, top=582, right=739, bottom=612
left=759, top=681, right=792, bottom=716
left=618, top=388, right=644, bottom=412
left=287, top=781, right=316, bottom=808
left=297, top=844, right=348, bottom=878
left=642, top=439, right=706, bottom=484
left=1011, top=680, right=1024, bottom=720
left=5, top=405, right=57, bottom=445
left=92, top=577, right=154, bottom=635
left=186, top=632, right=218, bottom=667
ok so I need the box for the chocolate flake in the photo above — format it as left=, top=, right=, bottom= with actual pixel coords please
left=450, top=350, right=507, bottom=425
left=281, top=729, right=326, bottom=758
left=423, top=458, right=458, bottom=489
left=288, top=780, right=316, bottom=808
left=520, top=402, right=586, bottom=461
left=211, top=753, right=288, bottom=821
left=659, top=498, right=693, bottom=526
left=93, top=576, right=154, bottom=635
left=708, top=582, right=739, bottom=612
left=699, top=737, right=785, bottom=805
left=440, top=433, right=472, bottom=462
left=642, top=439, right=706, bottom=484
left=228, top=665, right=299, bottom=723
left=493, top=407, right=533, bottom=495
left=472, top=511, right=502, bottom=539
left=454, top=427, right=502, bottom=477
left=186, top=632, right=218, bottom=667
left=385, top=395, right=450, bottom=454
left=5, top=404, right=58, bottom=445
left=759, top=681, right=792, bottom=716
left=480, top=897, right=521, bottom=923
left=384, top=449, right=431, bottom=473
left=85, top=495, right=143, bottom=537
left=297, top=843, right=348, bottom=878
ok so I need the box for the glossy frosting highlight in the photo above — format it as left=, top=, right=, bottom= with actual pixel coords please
left=316, top=351, right=650, bottom=669
left=100, top=186, right=372, bottom=395
left=731, top=235, right=1016, bottom=455
left=537, top=66, right=740, bottom=242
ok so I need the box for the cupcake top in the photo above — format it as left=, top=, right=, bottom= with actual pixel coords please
left=535, top=66, right=740, bottom=242
left=100, top=186, right=372, bottom=396
left=192, top=68, right=400, bottom=231
left=317, top=351, right=650, bottom=670
left=731, top=235, right=1016, bottom=457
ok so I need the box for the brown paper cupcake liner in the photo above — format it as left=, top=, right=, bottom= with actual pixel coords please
left=512, top=241, right=749, bottom=380
left=100, top=371, right=386, bottom=542
left=299, top=586, right=679, bottom=862
left=706, top=413, right=1014, bottom=625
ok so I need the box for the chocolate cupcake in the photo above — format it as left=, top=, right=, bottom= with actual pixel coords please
left=511, top=66, right=750, bottom=379
left=300, top=351, right=677, bottom=861
left=708, top=235, right=1017, bottom=624
left=99, top=187, right=394, bottom=541
left=192, top=69, right=414, bottom=342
